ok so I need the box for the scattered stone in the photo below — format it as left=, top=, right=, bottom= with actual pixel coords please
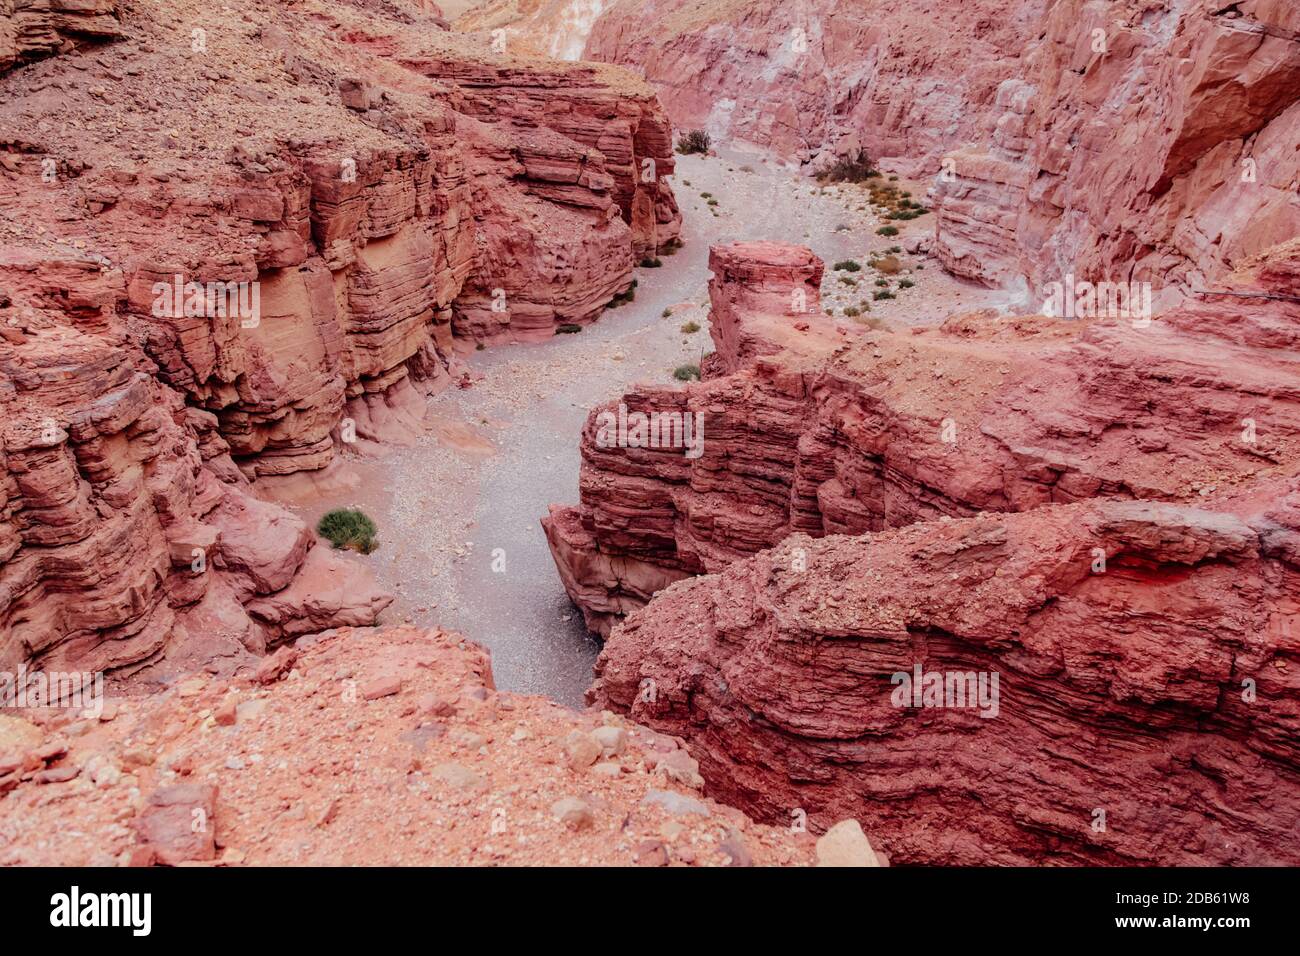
left=815, top=819, right=882, bottom=867
left=551, top=796, right=594, bottom=830
left=135, top=783, right=218, bottom=865
left=635, top=839, right=667, bottom=866
left=254, top=646, right=298, bottom=685
left=640, top=789, right=711, bottom=818
left=562, top=731, right=601, bottom=770
left=361, top=676, right=402, bottom=701
left=430, top=762, right=484, bottom=791
left=719, top=828, right=753, bottom=867
left=591, top=725, right=626, bottom=758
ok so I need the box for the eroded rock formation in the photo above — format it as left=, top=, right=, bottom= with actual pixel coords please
left=0, top=0, right=680, bottom=676
left=589, top=494, right=1300, bottom=865
left=546, top=239, right=1300, bottom=863
left=581, top=0, right=1300, bottom=294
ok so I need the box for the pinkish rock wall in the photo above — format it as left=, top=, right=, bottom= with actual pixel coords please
left=0, top=0, right=682, bottom=676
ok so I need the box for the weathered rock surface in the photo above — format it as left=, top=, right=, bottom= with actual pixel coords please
left=0, top=0, right=124, bottom=75
left=546, top=239, right=1300, bottom=632
left=581, top=0, right=1299, bottom=293
left=589, top=493, right=1300, bottom=865
left=0, top=0, right=680, bottom=674
left=0, top=625, right=850, bottom=867
left=547, top=239, right=1300, bottom=864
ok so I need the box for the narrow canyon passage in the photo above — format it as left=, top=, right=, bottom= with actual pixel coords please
left=294, top=150, right=1004, bottom=703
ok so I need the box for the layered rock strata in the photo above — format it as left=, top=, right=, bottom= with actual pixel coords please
left=0, top=0, right=680, bottom=674
left=546, top=240, right=1300, bottom=863
left=580, top=0, right=1300, bottom=294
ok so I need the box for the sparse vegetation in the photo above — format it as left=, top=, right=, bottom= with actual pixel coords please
left=877, top=225, right=899, bottom=236
left=899, top=279, right=915, bottom=289
left=873, top=289, right=896, bottom=300
left=607, top=281, right=637, bottom=309
left=662, top=307, right=674, bottom=318
left=640, top=257, right=663, bottom=268
left=556, top=323, right=582, bottom=333
left=844, top=306, right=862, bottom=317
left=839, top=276, right=858, bottom=286
left=816, top=151, right=876, bottom=184
left=680, top=320, right=701, bottom=333
left=317, top=508, right=378, bottom=554
left=834, top=259, right=861, bottom=272
left=673, top=364, right=701, bottom=382
left=676, top=129, right=711, bottom=155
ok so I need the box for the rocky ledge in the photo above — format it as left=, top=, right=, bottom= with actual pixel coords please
left=545, top=239, right=1300, bottom=864
left=0, top=625, right=882, bottom=867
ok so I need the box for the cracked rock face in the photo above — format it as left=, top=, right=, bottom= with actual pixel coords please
left=588, top=494, right=1300, bottom=865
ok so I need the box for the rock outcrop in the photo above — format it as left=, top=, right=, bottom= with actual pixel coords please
left=589, top=494, right=1300, bottom=865
left=545, top=239, right=1300, bottom=863
left=546, top=239, right=1300, bottom=633
left=0, top=0, right=124, bottom=74
left=0, top=0, right=680, bottom=675
left=0, top=625, right=848, bottom=867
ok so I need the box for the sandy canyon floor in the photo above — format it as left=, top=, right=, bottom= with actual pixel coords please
left=292, top=149, right=1010, bottom=704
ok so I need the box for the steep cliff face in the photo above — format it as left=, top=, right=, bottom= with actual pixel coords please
left=582, top=0, right=1299, bottom=294
left=546, top=240, right=1300, bottom=633
left=589, top=494, right=1300, bottom=865
left=583, top=0, right=1038, bottom=169
left=550, top=241, right=1300, bottom=864
left=933, top=0, right=1300, bottom=294
left=0, top=0, right=680, bottom=675
left=0, top=0, right=123, bottom=74
left=457, top=0, right=614, bottom=61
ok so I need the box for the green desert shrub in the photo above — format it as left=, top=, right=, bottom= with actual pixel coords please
left=898, top=279, right=915, bottom=289
left=673, top=364, right=701, bottom=382
left=680, top=320, right=701, bottom=333
left=876, top=225, right=899, bottom=236
left=556, top=323, right=582, bottom=333
left=833, top=259, right=861, bottom=272
left=317, top=508, right=378, bottom=554
left=873, top=289, right=895, bottom=300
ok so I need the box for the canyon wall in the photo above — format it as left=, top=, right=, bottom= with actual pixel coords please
left=0, top=0, right=680, bottom=677
left=545, top=240, right=1300, bottom=862
left=581, top=0, right=1300, bottom=294
left=589, top=494, right=1300, bottom=865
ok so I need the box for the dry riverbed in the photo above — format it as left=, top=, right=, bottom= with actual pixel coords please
left=291, top=149, right=1009, bottom=705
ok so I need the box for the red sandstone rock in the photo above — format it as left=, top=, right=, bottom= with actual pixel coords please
left=0, top=0, right=124, bottom=75
left=0, top=0, right=680, bottom=677
left=1, top=626, right=826, bottom=867
left=590, top=494, right=1300, bottom=865
left=547, top=240, right=1300, bottom=632
left=582, top=1, right=1298, bottom=294
left=135, top=783, right=218, bottom=865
